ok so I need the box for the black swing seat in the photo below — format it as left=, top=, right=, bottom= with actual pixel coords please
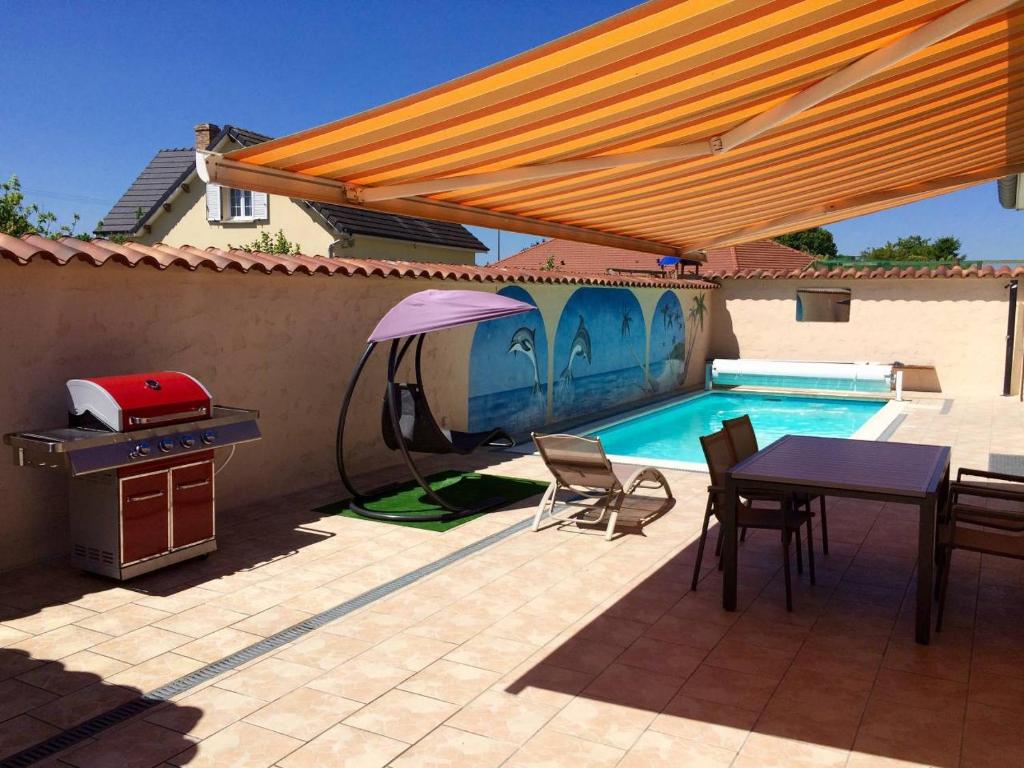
left=382, top=383, right=515, bottom=455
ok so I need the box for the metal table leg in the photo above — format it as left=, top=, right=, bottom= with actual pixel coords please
left=722, top=475, right=738, bottom=611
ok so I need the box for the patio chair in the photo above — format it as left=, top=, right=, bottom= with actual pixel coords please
left=532, top=433, right=674, bottom=541
left=936, top=467, right=1024, bottom=631
left=722, top=415, right=829, bottom=554
left=692, top=428, right=814, bottom=611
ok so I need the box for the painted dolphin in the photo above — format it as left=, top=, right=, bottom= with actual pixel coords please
left=559, top=315, right=592, bottom=383
left=508, top=326, right=541, bottom=396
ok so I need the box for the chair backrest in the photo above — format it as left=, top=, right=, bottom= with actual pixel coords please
left=533, top=433, right=618, bottom=491
left=700, top=428, right=737, bottom=498
left=722, top=415, right=758, bottom=462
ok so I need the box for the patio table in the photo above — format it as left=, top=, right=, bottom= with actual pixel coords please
left=723, top=435, right=950, bottom=644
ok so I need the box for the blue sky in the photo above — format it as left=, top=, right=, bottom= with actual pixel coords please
left=3, top=0, right=1023, bottom=264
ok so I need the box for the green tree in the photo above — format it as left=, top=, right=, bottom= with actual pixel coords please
left=860, top=235, right=962, bottom=262
left=0, top=175, right=91, bottom=240
left=773, top=227, right=838, bottom=258
left=231, top=229, right=301, bottom=254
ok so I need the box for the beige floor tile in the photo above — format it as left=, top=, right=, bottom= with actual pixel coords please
left=277, top=722, right=406, bottom=768
left=0, top=679, right=55, bottom=722
left=230, top=606, right=310, bottom=637
left=18, top=650, right=130, bottom=696
left=360, top=632, right=457, bottom=672
left=7, top=625, right=110, bottom=660
left=90, top=626, right=191, bottom=665
left=681, top=664, right=779, bottom=712
left=211, top=584, right=292, bottom=615
left=503, top=727, right=625, bottom=768
left=154, top=605, right=250, bottom=638
left=343, top=689, right=458, bottom=743
left=147, top=685, right=265, bottom=738
left=582, top=662, right=683, bottom=711
left=322, top=609, right=412, bottom=644
left=736, top=732, right=849, bottom=768
left=217, top=658, right=321, bottom=701
left=445, top=634, right=541, bottom=673
left=174, top=627, right=262, bottom=663
left=447, top=689, right=557, bottom=744
left=30, top=681, right=138, bottom=730
left=132, top=586, right=222, bottom=614
left=272, top=632, right=372, bottom=671
left=618, top=635, right=707, bottom=679
left=0, top=603, right=95, bottom=636
left=74, top=604, right=171, bottom=637
left=854, top=695, right=963, bottom=768
left=244, top=686, right=361, bottom=740
left=398, top=659, right=500, bottom=705
left=307, top=656, right=413, bottom=703
left=105, top=652, right=202, bottom=691
left=61, top=720, right=195, bottom=768
left=497, top=661, right=594, bottom=709
left=548, top=696, right=657, bottom=750
left=169, top=721, right=301, bottom=768
left=619, top=729, right=735, bottom=768
left=649, top=693, right=759, bottom=751
left=0, top=714, right=59, bottom=760
left=391, top=725, right=516, bottom=768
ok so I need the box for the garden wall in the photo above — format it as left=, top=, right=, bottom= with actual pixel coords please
left=712, top=277, right=1023, bottom=396
left=0, top=258, right=711, bottom=571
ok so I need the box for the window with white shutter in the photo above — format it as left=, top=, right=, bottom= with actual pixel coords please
left=251, top=191, right=268, bottom=220
left=205, top=184, right=222, bottom=221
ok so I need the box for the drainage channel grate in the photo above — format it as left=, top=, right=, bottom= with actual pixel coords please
left=1, top=515, right=535, bottom=767
left=877, top=413, right=907, bottom=442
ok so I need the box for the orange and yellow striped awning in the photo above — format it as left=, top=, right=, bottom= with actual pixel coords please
left=200, top=0, right=1024, bottom=258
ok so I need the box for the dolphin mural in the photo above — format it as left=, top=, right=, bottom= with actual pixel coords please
left=508, top=326, right=541, bottom=396
left=559, top=315, right=592, bottom=383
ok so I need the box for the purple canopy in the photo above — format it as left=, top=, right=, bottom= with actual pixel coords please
left=368, top=289, right=536, bottom=342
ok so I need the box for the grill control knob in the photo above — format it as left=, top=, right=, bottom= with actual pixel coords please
left=180, top=435, right=196, bottom=449
left=158, top=437, right=175, bottom=453
left=136, top=442, right=152, bottom=457
left=201, top=430, right=216, bottom=445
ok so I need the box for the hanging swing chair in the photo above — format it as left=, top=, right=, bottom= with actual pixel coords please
left=336, top=289, right=537, bottom=522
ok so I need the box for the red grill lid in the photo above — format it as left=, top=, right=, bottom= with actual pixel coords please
left=66, top=372, right=212, bottom=431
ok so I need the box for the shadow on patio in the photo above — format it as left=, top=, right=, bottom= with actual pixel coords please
left=501, top=494, right=1022, bottom=767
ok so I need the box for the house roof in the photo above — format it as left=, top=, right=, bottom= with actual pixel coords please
left=495, top=238, right=815, bottom=275
left=0, top=234, right=711, bottom=289
left=96, top=125, right=487, bottom=252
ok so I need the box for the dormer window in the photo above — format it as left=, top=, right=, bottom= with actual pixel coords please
left=229, top=189, right=253, bottom=220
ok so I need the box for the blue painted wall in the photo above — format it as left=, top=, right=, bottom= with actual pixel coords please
left=467, top=286, right=548, bottom=434
left=552, top=287, right=647, bottom=421
left=649, top=290, right=686, bottom=393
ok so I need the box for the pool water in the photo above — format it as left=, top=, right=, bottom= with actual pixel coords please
left=588, top=391, right=886, bottom=464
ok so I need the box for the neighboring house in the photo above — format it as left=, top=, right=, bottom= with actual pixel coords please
left=96, top=123, right=487, bottom=264
left=494, top=238, right=816, bottom=275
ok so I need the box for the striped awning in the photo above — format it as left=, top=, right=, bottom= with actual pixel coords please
left=199, top=0, right=1024, bottom=258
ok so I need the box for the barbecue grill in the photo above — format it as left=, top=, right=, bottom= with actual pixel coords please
left=4, top=372, right=260, bottom=579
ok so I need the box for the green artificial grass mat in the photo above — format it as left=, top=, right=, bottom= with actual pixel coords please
left=315, top=470, right=549, bottom=532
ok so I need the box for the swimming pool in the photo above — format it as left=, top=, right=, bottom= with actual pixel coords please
left=587, top=391, right=891, bottom=467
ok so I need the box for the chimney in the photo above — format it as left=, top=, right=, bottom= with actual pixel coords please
left=194, top=123, right=220, bottom=151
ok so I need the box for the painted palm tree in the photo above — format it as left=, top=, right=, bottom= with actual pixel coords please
left=682, top=293, right=708, bottom=381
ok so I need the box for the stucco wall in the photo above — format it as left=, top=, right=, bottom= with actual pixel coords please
left=0, top=260, right=711, bottom=571
left=712, top=278, right=1021, bottom=395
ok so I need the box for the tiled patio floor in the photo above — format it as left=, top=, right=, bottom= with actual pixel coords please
left=2, top=395, right=1023, bottom=767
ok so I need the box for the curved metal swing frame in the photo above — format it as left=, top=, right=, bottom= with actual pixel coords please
left=336, top=333, right=509, bottom=522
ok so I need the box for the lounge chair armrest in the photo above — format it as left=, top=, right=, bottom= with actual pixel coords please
left=623, top=466, right=673, bottom=499
left=957, top=467, right=1024, bottom=484
left=950, top=481, right=1024, bottom=501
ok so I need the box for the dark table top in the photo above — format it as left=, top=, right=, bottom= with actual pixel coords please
left=729, top=435, right=950, bottom=499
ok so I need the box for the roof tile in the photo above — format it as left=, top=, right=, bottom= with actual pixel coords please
left=0, top=234, right=714, bottom=289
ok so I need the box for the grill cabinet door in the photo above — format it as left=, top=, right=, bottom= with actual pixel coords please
left=120, top=471, right=170, bottom=563
left=171, top=460, right=214, bottom=548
